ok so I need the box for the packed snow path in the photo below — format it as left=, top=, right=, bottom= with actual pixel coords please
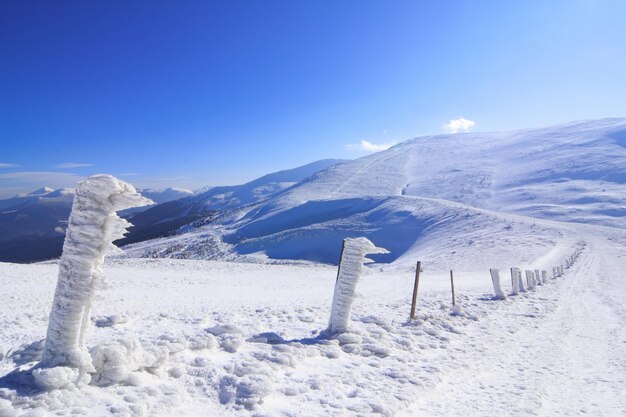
left=0, top=229, right=625, bottom=416
left=399, top=232, right=626, bottom=416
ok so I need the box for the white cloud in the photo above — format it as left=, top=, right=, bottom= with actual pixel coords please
left=53, top=162, right=95, bottom=169
left=0, top=163, right=18, bottom=168
left=345, top=140, right=396, bottom=153
left=442, top=117, right=476, bottom=133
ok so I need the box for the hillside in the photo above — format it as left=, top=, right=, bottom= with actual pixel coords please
left=117, top=159, right=346, bottom=245
left=122, top=118, right=626, bottom=267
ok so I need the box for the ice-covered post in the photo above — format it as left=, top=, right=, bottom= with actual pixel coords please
left=510, top=267, right=520, bottom=295
left=517, top=269, right=526, bottom=292
left=534, top=269, right=542, bottom=286
left=489, top=269, right=506, bottom=300
left=525, top=270, right=534, bottom=289
left=328, top=237, right=388, bottom=333
left=541, top=270, right=548, bottom=283
left=39, top=175, right=152, bottom=376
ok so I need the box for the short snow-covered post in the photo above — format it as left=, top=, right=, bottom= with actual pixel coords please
left=517, top=269, right=526, bottom=292
left=534, top=269, right=542, bottom=286
left=510, top=268, right=520, bottom=295
left=39, top=175, right=152, bottom=378
left=489, top=269, right=506, bottom=300
left=525, top=270, right=534, bottom=289
left=541, top=270, right=548, bottom=283
left=328, top=237, right=388, bottom=333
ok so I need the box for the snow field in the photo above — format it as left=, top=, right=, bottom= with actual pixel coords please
left=2, top=229, right=622, bottom=416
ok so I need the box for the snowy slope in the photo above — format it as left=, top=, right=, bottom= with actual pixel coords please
left=118, top=187, right=194, bottom=217
left=117, top=159, right=346, bottom=246
left=138, top=188, right=194, bottom=205
left=241, top=118, right=626, bottom=225
left=1, top=224, right=624, bottom=416
left=123, top=118, right=626, bottom=266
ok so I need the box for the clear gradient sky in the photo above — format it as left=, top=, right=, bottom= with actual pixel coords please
left=1, top=0, right=625, bottom=197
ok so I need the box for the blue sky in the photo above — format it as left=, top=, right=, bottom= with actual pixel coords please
left=1, top=0, right=625, bottom=197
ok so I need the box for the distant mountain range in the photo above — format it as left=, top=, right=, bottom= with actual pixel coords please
left=0, top=186, right=192, bottom=262
left=0, top=160, right=345, bottom=263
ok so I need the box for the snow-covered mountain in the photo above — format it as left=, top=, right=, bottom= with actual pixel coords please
left=117, top=159, right=346, bottom=245
left=123, top=118, right=626, bottom=268
left=0, top=160, right=345, bottom=263
left=139, top=187, right=194, bottom=204
left=118, top=187, right=194, bottom=217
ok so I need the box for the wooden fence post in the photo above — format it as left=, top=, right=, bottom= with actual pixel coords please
left=335, top=239, right=346, bottom=283
left=410, top=261, right=421, bottom=320
left=450, top=270, right=456, bottom=306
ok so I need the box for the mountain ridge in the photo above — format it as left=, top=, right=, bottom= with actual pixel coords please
left=122, top=118, right=626, bottom=267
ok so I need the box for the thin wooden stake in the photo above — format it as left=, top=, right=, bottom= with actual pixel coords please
left=335, top=239, right=346, bottom=283
left=450, top=270, right=456, bottom=306
left=410, top=261, right=421, bottom=320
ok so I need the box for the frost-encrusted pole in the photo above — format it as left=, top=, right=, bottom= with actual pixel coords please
left=328, top=238, right=388, bottom=333
left=525, top=270, right=535, bottom=289
left=40, top=175, right=152, bottom=375
left=510, top=268, right=519, bottom=295
left=517, top=269, right=526, bottom=292
left=489, top=269, right=506, bottom=300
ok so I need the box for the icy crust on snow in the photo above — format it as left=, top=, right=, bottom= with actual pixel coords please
left=40, top=175, right=152, bottom=375
left=328, top=238, right=388, bottom=333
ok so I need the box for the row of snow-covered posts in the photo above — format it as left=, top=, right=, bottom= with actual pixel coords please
left=33, top=172, right=589, bottom=387
left=489, top=267, right=550, bottom=300
left=488, top=242, right=585, bottom=300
